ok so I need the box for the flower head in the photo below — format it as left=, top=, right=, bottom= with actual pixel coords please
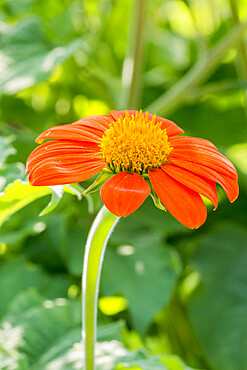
left=26, top=110, right=239, bottom=229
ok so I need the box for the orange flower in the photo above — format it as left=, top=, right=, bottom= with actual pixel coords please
left=26, top=110, right=239, bottom=229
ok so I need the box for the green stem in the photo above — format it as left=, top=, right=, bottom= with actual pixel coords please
left=229, top=0, right=247, bottom=78
left=120, top=0, right=146, bottom=109
left=147, top=21, right=247, bottom=116
left=229, top=0, right=247, bottom=117
left=128, top=0, right=146, bottom=108
left=82, top=206, right=120, bottom=370
left=185, top=80, right=247, bottom=102
left=184, top=0, right=209, bottom=55
left=207, top=0, right=219, bottom=29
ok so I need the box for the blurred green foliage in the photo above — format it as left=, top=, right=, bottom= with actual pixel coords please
left=0, top=0, right=247, bottom=369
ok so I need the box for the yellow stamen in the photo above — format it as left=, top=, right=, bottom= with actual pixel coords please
left=99, top=111, right=173, bottom=174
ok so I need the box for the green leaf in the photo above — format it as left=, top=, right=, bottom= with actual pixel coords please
left=0, top=289, right=81, bottom=366
left=0, top=258, right=50, bottom=315
left=117, top=352, right=198, bottom=369
left=2, top=288, right=44, bottom=323
left=0, top=162, right=25, bottom=191
left=30, top=339, right=198, bottom=370
left=0, top=323, right=29, bottom=370
left=161, top=355, right=198, bottom=370
left=2, top=302, right=196, bottom=370
left=0, top=180, right=52, bottom=227
left=0, top=180, right=87, bottom=227
left=116, top=350, right=169, bottom=370
left=188, top=224, right=247, bottom=370
left=66, top=226, right=87, bottom=276
left=101, top=232, right=181, bottom=334
left=0, top=17, right=84, bottom=94
left=0, top=288, right=125, bottom=369
left=0, top=136, right=16, bottom=166
left=24, top=213, right=70, bottom=271
left=0, top=257, right=72, bottom=316
left=109, top=198, right=186, bottom=248
left=33, top=322, right=125, bottom=369
left=0, top=216, right=46, bottom=251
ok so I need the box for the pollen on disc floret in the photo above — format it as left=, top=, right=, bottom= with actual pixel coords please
left=99, top=111, right=173, bottom=174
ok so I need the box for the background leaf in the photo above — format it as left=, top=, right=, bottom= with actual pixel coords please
left=102, top=232, right=181, bottom=334
left=188, top=224, right=247, bottom=370
left=0, top=258, right=71, bottom=316
left=0, top=181, right=52, bottom=227
left=0, top=17, right=84, bottom=94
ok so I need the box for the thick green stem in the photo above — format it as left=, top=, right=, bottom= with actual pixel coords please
left=148, top=21, right=247, bottom=116
left=229, top=0, right=247, bottom=117
left=229, top=0, right=247, bottom=79
left=128, top=0, right=146, bottom=108
left=120, top=0, right=146, bottom=109
left=82, top=206, right=120, bottom=370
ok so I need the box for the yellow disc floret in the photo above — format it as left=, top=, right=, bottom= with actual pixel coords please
left=99, top=111, right=173, bottom=174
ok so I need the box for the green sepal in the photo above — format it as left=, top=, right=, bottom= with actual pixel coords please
left=82, top=170, right=114, bottom=196
left=66, top=183, right=88, bottom=198
left=149, top=182, right=166, bottom=211
left=39, top=185, right=64, bottom=216
left=66, top=183, right=94, bottom=214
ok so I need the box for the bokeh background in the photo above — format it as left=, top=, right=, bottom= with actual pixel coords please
left=1, top=0, right=247, bottom=369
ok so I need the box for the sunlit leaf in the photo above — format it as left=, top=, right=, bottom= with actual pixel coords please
left=0, top=180, right=52, bottom=227
left=0, top=180, right=92, bottom=227
left=99, top=296, right=128, bottom=316
left=0, top=17, right=84, bottom=94
left=161, top=355, right=198, bottom=370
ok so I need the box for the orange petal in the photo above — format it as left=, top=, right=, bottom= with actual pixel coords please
left=73, top=114, right=112, bottom=131
left=168, top=145, right=237, bottom=180
left=100, top=171, right=151, bottom=217
left=161, top=163, right=218, bottom=209
left=110, top=110, right=137, bottom=121
left=110, top=110, right=184, bottom=137
left=169, top=136, right=218, bottom=151
left=167, top=158, right=239, bottom=203
left=35, top=123, right=104, bottom=144
left=29, top=157, right=105, bottom=186
left=149, top=168, right=207, bottom=229
left=26, top=140, right=101, bottom=174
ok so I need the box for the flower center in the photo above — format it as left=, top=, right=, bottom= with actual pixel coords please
left=99, top=111, right=172, bottom=174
